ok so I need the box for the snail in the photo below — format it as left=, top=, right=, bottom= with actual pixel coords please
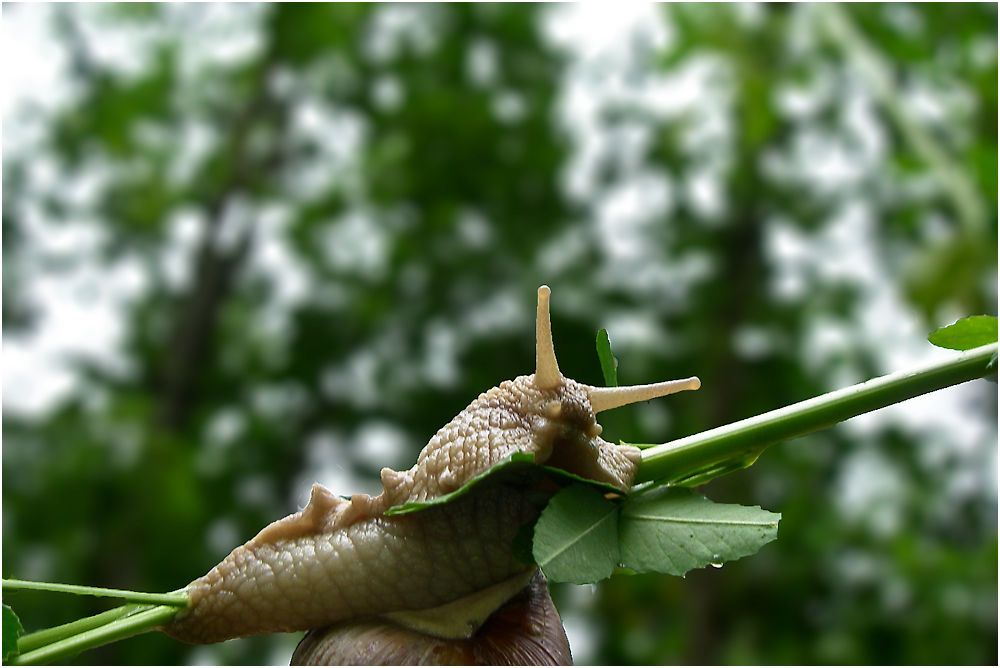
left=163, top=286, right=700, bottom=663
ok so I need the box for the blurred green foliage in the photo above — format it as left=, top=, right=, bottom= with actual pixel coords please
left=2, top=3, right=996, bottom=665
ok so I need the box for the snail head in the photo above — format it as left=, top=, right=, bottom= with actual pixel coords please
left=524, top=286, right=701, bottom=491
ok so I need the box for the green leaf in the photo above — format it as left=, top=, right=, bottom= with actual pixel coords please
left=384, top=452, right=537, bottom=515
left=619, top=486, right=780, bottom=576
left=3, top=604, right=24, bottom=662
left=928, top=315, right=999, bottom=351
left=596, top=329, right=618, bottom=387
left=533, top=484, right=621, bottom=584
left=384, top=452, right=621, bottom=516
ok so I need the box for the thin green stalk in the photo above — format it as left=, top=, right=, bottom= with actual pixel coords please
left=2, top=579, right=188, bottom=607
left=636, top=342, right=997, bottom=485
left=15, top=604, right=141, bottom=654
left=9, top=605, right=181, bottom=666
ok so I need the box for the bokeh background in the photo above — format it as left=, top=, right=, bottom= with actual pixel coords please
left=2, top=3, right=997, bottom=665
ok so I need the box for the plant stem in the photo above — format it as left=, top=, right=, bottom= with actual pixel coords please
left=16, top=604, right=141, bottom=654
left=9, top=605, right=181, bottom=666
left=2, top=579, right=188, bottom=607
left=636, top=342, right=997, bottom=484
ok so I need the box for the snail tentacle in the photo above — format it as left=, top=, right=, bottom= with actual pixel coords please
left=534, top=285, right=563, bottom=391
left=587, top=377, right=701, bottom=414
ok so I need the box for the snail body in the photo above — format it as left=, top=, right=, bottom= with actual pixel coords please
left=164, top=286, right=700, bottom=652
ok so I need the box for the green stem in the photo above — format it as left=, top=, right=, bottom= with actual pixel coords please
left=636, top=342, right=997, bottom=485
left=2, top=579, right=188, bottom=607
left=9, top=605, right=181, bottom=666
left=16, top=604, right=141, bottom=654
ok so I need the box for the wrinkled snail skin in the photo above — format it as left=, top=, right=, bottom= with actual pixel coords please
left=163, top=286, right=700, bottom=648
left=164, top=485, right=538, bottom=645
left=290, top=571, right=572, bottom=666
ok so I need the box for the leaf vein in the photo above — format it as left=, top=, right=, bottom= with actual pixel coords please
left=537, top=512, right=617, bottom=565
left=625, top=514, right=778, bottom=527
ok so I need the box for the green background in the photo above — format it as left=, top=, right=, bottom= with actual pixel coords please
left=3, top=4, right=996, bottom=664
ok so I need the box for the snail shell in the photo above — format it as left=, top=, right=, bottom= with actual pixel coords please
left=290, top=571, right=571, bottom=666
left=163, top=286, right=699, bottom=646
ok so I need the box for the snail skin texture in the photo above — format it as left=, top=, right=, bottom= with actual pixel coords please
left=164, top=286, right=700, bottom=653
